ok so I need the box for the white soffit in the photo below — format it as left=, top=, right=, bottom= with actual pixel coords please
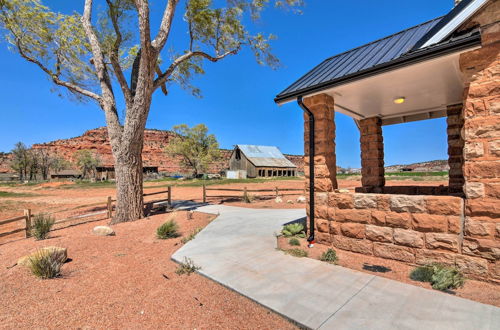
left=421, top=0, right=488, bottom=48
left=322, top=52, right=467, bottom=124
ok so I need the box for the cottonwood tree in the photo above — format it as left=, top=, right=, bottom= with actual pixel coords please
left=37, top=148, right=69, bottom=180
left=10, top=142, right=30, bottom=181
left=166, top=124, right=220, bottom=177
left=75, top=150, right=101, bottom=179
left=0, top=0, right=302, bottom=222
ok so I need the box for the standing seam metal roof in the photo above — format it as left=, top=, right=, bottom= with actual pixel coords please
left=236, top=145, right=297, bottom=168
left=277, top=17, right=443, bottom=99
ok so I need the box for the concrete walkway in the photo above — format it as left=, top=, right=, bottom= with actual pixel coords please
left=172, top=205, right=500, bottom=330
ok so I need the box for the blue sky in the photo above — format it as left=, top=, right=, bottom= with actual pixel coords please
left=0, top=1, right=454, bottom=168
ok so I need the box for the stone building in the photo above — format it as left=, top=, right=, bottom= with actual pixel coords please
left=275, top=0, right=499, bottom=281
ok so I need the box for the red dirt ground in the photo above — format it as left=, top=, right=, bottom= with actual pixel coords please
left=277, top=236, right=500, bottom=307
left=0, top=211, right=297, bottom=329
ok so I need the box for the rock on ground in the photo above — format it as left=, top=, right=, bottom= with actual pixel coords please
left=92, top=226, right=115, bottom=236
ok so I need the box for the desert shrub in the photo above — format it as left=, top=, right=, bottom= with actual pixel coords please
left=27, top=250, right=65, bottom=279
left=288, top=238, right=300, bottom=246
left=242, top=191, right=254, bottom=203
left=410, top=265, right=434, bottom=282
left=320, top=248, right=338, bottom=264
left=31, top=213, right=55, bottom=240
left=181, top=227, right=203, bottom=244
left=156, top=220, right=180, bottom=239
left=283, top=248, right=308, bottom=258
left=431, top=265, right=465, bottom=291
left=409, top=264, right=465, bottom=291
left=175, top=257, right=201, bottom=275
left=282, top=223, right=305, bottom=238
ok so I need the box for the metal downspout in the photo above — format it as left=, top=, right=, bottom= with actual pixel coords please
left=297, top=96, right=315, bottom=246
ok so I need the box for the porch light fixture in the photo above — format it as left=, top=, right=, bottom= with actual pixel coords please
left=393, top=97, right=406, bottom=104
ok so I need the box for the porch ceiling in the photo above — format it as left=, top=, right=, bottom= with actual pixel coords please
left=316, top=51, right=468, bottom=125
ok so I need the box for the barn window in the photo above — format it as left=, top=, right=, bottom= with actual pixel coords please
left=235, top=149, right=241, bottom=160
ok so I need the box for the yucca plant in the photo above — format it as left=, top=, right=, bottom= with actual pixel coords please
left=282, top=223, right=305, bottom=238
left=320, top=248, right=338, bottom=264
left=31, top=213, right=55, bottom=240
left=156, top=220, right=180, bottom=239
left=27, top=249, right=65, bottom=279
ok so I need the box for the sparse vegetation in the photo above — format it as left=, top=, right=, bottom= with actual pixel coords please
left=410, top=264, right=465, bottom=291
left=410, top=265, right=435, bottom=282
left=282, top=248, right=308, bottom=258
left=281, top=223, right=305, bottom=238
left=0, top=191, right=36, bottom=198
left=27, top=249, right=65, bottom=279
left=181, top=227, right=203, bottom=244
left=31, top=213, right=55, bottom=240
left=320, top=248, right=338, bottom=264
left=175, top=257, right=201, bottom=276
left=242, top=191, right=255, bottom=203
left=156, top=220, right=180, bottom=239
left=288, top=238, right=300, bottom=246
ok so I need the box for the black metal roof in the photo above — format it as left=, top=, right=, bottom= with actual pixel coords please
left=274, top=0, right=482, bottom=104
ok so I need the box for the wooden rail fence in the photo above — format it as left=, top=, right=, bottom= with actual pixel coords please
left=202, top=185, right=305, bottom=203
left=0, top=187, right=173, bottom=241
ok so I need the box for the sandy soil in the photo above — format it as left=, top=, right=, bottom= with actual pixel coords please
left=0, top=211, right=297, bottom=329
left=277, top=236, right=500, bottom=307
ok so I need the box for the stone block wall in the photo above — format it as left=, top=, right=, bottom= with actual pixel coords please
left=447, top=104, right=465, bottom=195
left=314, top=191, right=497, bottom=281
left=303, top=94, right=338, bottom=192
left=459, top=1, right=500, bottom=281
left=359, top=117, right=385, bottom=191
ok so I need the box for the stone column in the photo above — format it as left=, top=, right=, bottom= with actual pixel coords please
left=447, top=104, right=465, bottom=195
left=303, top=93, right=338, bottom=192
left=458, top=6, right=500, bottom=280
left=359, top=117, right=385, bottom=192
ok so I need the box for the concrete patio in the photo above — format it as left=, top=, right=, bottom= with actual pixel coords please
left=172, top=205, right=500, bottom=330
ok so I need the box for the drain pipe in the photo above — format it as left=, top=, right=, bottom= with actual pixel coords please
left=297, top=96, right=315, bottom=247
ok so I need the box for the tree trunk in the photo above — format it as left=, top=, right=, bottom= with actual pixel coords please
left=112, top=151, right=144, bottom=223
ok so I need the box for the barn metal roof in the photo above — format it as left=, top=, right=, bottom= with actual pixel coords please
left=275, top=0, right=485, bottom=104
left=236, top=145, right=297, bottom=168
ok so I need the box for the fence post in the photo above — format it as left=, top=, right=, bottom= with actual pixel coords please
left=203, top=185, right=206, bottom=203
left=24, top=209, right=32, bottom=238
left=107, top=196, right=112, bottom=219
left=275, top=186, right=279, bottom=198
left=168, top=186, right=172, bottom=207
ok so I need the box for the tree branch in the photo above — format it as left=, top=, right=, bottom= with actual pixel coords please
left=133, top=0, right=152, bottom=49
left=14, top=39, right=102, bottom=102
left=105, top=0, right=132, bottom=106
left=152, top=0, right=179, bottom=52
left=154, top=48, right=240, bottom=91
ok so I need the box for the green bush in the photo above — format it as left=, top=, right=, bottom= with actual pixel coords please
left=31, top=213, right=55, bottom=240
left=156, top=220, right=180, bottom=239
left=320, top=248, right=338, bottom=264
left=288, top=238, right=300, bottom=246
left=283, top=248, right=308, bottom=258
left=282, top=223, right=305, bottom=238
left=175, top=257, right=201, bottom=276
left=431, top=265, right=465, bottom=291
left=27, top=250, right=65, bottom=279
left=410, top=265, right=434, bottom=282
left=410, top=264, right=465, bottom=291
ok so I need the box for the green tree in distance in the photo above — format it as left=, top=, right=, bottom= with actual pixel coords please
left=166, top=124, right=220, bottom=177
left=0, top=0, right=303, bottom=222
left=75, top=150, right=101, bottom=179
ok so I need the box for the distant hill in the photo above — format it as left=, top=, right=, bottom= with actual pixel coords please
left=343, top=160, right=449, bottom=174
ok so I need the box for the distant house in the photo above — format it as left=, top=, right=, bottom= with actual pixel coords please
left=0, top=173, right=19, bottom=181
left=96, top=166, right=159, bottom=181
left=229, top=145, right=297, bottom=178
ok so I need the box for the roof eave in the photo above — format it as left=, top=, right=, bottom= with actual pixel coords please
left=274, top=33, right=481, bottom=105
